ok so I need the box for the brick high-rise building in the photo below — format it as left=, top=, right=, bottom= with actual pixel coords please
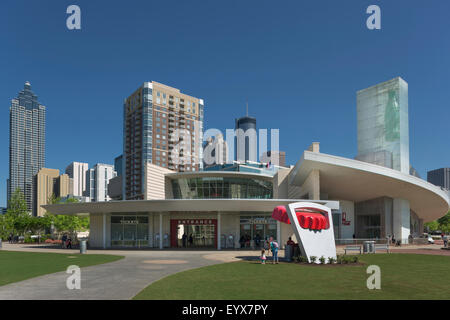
left=123, top=81, right=204, bottom=200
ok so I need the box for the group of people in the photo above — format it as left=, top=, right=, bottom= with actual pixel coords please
left=61, top=234, right=72, bottom=249
left=239, top=233, right=266, bottom=249
left=259, top=237, right=279, bottom=264
left=7, top=233, right=19, bottom=244
left=181, top=233, right=194, bottom=248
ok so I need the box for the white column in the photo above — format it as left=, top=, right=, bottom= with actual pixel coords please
left=159, top=213, right=163, bottom=249
left=102, top=213, right=106, bottom=249
left=277, top=221, right=281, bottom=246
left=393, top=198, right=411, bottom=244
left=217, top=212, right=221, bottom=250
left=148, top=213, right=152, bottom=247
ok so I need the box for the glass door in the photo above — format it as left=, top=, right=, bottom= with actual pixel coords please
left=123, top=216, right=137, bottom=247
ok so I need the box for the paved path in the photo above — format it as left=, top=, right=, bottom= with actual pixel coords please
left=0, top=244, right=258, bottom=300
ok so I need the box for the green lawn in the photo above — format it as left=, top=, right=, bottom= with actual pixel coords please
left=134, top=254, right=450, bottom=300
left=0, top=251, right=124, bottom=286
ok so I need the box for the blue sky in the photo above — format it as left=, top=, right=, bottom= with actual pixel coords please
left=0, top=0, right=449, bottom=207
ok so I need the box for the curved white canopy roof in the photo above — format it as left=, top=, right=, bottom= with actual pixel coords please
left=289, top=151, right=450, bottom=222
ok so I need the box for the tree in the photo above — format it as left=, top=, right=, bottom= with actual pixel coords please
left=437, top=211, right=450, bottom=233
left=425, top=211, right=450, bottom=234
left=7, top=188, right=29, bottom=216
left=6, top=188, right=32, bottom=236
left=0, top=213, right=14, bottom=240
left=45, top=195, right=89, bottom=239
left=425, top=220, right=439, bottom=232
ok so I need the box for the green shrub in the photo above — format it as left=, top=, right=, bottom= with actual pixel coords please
left=352, top=256, right=359, bottom=263
left=319, top=256, right=326, bottom=264
left=298, top=255, right=306, bottom=263
left=336, top=255, right=343, bottom=264
left=328, top=257, right=336, bottom=264
left=24, top=235, right=33, bottom=243
left=310, top=256, right=317, bottom=264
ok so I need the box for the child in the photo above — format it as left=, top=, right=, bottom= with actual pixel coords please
left=260, top=249, right=267, bottom=264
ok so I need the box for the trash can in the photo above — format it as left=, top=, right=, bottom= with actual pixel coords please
left=285, top=244, right=293, bottom=262
left=80, top=240, right=87, bottom=254
left=363, top=241, right=375, bottom=253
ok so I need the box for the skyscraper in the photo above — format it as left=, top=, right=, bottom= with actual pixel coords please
left=235, top=116, right=257, bottom=163
left=114, top=155, right=123, bottom=177
left=8, top=82, right=46, bottom=213
left=33, top=168, right=71, bottom=217
left=65, top=162, right=89, bottom=197
left=356, top=77, right=409, bottom=174
left=427, top=168, right=450, bottom=190
left=86, top=163, right=117, bottom=202
left=260, top=150, right=286, bottom=167
left=123, top=81, right=204, bottom=200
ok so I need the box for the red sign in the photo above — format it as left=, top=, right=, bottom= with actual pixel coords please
left=342, top=212, right=351, bottom=226
left=272, top=206, right=329, bottom=230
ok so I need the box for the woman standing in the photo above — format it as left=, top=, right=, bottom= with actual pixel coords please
left=269, top=237, right=279, bottom=264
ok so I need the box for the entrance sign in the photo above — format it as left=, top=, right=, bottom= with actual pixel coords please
left=272, top=202, right=337, bottom=263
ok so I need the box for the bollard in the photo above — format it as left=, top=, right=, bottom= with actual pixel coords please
left=285, top=244, right=292, bottom=262
left=80, top=240, right=87, bottom=254
left=0, top=238, right=2, bottom=249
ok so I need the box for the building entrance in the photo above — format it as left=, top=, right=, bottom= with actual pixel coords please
left=170, top=219, right=217, bottom=248
left=239, top=215, right=277, bottom=248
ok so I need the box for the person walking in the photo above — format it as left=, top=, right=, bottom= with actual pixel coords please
left=66, top=237, right=72, bottom=249
left=443, top=234, right=448, bottom=248
left=61, top=234, right=67, bottom=249
left=269, top=237, right=279, bottom=264
left=182, top=233, right=187, bottom=248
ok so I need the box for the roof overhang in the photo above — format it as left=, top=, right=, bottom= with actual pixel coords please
left=289, top=151, right=450, bottom=222
left=42, top=199, right=339, bottom=216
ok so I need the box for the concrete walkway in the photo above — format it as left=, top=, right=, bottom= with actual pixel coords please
left=0, top=244, right=258, bottom=300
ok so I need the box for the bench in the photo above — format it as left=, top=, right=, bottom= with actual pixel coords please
left=374, top=244, right=390, bottom=253
left=344, top=245, right=362, bottom=254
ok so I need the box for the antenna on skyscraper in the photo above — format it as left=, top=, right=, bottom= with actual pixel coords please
left=246, top=100, right=248, bottom=117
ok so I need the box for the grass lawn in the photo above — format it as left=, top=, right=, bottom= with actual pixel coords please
left=134, top=254, right=450, bottom=300
left=0, top=251, right=124, bottom=286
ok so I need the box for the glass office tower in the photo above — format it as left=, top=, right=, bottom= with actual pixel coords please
left=235, top=116, right=257, bottom=163
left=356, top=77, right=409, bottom=174
left=8, top=82, right=46, bottom=213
